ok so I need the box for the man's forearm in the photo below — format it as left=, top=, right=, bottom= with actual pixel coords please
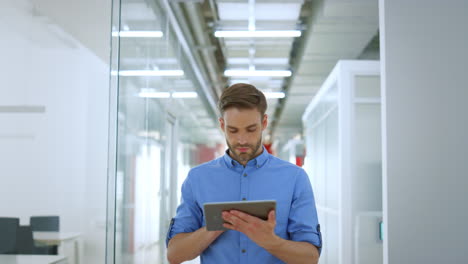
left=167, top=227, right=222, bottom=264
left=264, top=237, right=319, bottom=264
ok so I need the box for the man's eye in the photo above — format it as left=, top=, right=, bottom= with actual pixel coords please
left=247, top=129, right=256, bottom=133
left=229, top=130, right=237, bottom=133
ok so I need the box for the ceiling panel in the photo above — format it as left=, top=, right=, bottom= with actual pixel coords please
left=276, top=0, right=379, bottom=135
left=218, top=3, right=302, bottom=21
left=216, top=20, right=299, bottom=30
left=224, top=38, right=294, bottom=46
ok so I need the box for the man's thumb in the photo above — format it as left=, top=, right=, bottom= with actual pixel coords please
left=268, top=210, right=276, bottom=223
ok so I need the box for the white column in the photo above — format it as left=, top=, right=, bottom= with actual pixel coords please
left=379, top=1, right=468, bottom=263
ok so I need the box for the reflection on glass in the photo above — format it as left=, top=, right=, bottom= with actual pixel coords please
left=111, top=0, right=223, bottom=263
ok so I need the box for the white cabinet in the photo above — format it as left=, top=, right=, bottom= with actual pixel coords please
left=302, top=60, right=382, bottom=264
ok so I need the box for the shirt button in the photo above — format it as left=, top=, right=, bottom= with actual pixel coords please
left=242, top=198, right=246, bottom=201
left=242, top=249, right=246, bottom=253
left=243, top=173, right=247, bottom=177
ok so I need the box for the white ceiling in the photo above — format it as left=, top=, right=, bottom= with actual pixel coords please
left=36, top=0, right=379, bottom=145
left=208, top=0, right=379, bottom=144
left=217, top=2, right=303, bottom=21
left=213, top=0, right=305, bottom=137
left=278, top=0, right=379, bottom=142
left=116, top=0, right=225, bottom=144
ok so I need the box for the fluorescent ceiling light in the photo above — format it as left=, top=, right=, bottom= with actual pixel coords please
left=138, top=91, right=171, bottom=98
left=112, top=31, right=163, bottom=38
left=228, top=58, right=289, bottom=65
left=138, top=90, right=198, bottom=99
left=118, top=70, right=184, bottom=76
left=138, top=131, right=161, bottom=140
left=264, top=92, right=285, bottom=99
left=172, top=92, right=198, bottom=98
left=224, top=70, right=292, bottom=77
left=215, top=30, right=301, bottom=38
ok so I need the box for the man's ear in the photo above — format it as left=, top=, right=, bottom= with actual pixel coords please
left=219, top=117, right=225, bottom=132
left=262, top=114, right=268, bottom=130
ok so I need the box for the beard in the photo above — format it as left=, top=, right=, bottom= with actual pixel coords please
left=226, top=136, right=263, bottom=164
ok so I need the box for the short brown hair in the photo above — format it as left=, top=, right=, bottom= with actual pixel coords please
left=218, top=83, right=267, bottom=117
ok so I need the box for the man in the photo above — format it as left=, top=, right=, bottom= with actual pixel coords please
left=166, top=83, right=321, bottom=264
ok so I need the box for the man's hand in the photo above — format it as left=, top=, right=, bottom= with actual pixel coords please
left=222, top=210, right=319, bottom=264
left=222, top=209, right=281, bottom=250
left=167, top=227, right=224, bottom=264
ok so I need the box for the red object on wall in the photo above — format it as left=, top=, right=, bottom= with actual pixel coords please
left=195, top=144, right=217, bottom=164
left=296, top=156, right=304, bottom=167
left=263, top=143, right=273, bottom=154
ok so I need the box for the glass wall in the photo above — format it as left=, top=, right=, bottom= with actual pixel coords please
left=108, top=0, right=224, bottom=263
left=0, top=1, right=110, bottom=263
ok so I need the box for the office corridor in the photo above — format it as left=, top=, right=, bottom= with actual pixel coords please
left=0, top=0, right=467, bottom=264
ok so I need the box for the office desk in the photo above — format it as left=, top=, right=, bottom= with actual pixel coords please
left=0, top=255, right=66, bottom=264
left=33, top=232, right=80, bottom=246
left=33, top=232, right=81, bottom=264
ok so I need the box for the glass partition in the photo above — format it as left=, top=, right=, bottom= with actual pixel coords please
left=108, top=0, right=224, bottom=263
left=302, top=61, right=382, bottom=264
left=0, top=1, right=111, bottom=263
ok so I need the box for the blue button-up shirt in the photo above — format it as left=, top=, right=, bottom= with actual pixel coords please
left=167, top=148, right=322, bottom=263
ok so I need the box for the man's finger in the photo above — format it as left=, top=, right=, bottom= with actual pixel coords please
left=222, top=211, right=247, bottom=230
left=267, top=210, right=276, bottom=224
left=229, top=210, right=260, bottom=223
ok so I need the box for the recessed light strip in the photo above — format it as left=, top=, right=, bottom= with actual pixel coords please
left=117, top=70, right=184, bottom=76
left=214, top=30, right=301, bottom=38
left=138, top=91, right=198, bottom=99
left=112, top=31, right=163, bottom=38
left=224, top=70, right=292, bottom=77
left=138, top=92, right=171, bottom=98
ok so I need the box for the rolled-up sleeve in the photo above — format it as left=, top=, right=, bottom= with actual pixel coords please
left=288, top=168, right=322, bottom=253
left=166, top=172, right=203, bottom=246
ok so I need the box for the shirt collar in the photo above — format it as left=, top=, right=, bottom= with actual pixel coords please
left=223, top=146, right=269, bottom=169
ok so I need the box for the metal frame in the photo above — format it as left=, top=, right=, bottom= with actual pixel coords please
left=106, top=0, right=122, bottom=263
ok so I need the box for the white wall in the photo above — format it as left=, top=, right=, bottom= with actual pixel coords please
left=31, top=0, right=112, bottom=62
left=379, top=1, right=468, bottom=263
left=0, top=0, right=110, bottom=263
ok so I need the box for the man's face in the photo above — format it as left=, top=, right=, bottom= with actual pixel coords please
left=219, top=107, right=268, bottom=165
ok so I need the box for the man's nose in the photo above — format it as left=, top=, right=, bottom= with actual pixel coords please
left=237, top=134, right=247, bottom=145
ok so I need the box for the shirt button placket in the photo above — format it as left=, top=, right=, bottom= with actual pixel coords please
left=240, top=246, right=247, bottom=263
left=240, top=241, right=248, bottom=261
left=240, top=169, right=249, bottom=262
left=241, top=171, right=248, bottom=202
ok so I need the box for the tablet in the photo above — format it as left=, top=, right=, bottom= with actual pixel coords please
left=203, top=200, right=276, bottom=231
